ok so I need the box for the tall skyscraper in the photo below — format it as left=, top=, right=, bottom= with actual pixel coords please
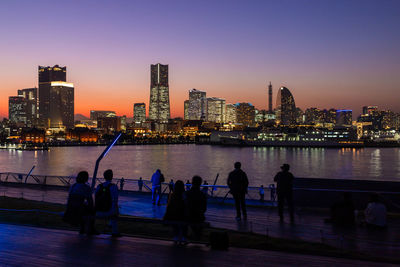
left=8, top=96, right=27, bottom=125
left=18, top=88, right=38, bottom=127
left=225, top=104, right=237, bottom=123
left=207, top=97, right=226, bottom=123
left=235, top=103, right=255, bottom=127
left=268, top=82, right=273, bottom=113
left=188, top=89, right=207, bottom=120
left=276, top=86, right=296, bottom=125
left=133, top=103, right=146, bottom=123
left=336, top=110, right=352, bottom=126
left=184, top=100, right=189, bottom=120
left=149, top=63, right=170, bottom=122
left=38, top=65, right=74, bottom=129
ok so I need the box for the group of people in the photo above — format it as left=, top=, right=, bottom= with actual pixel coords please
left=63, top=169, right=121, bottom=237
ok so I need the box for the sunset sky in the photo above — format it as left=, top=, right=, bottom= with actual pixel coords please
left=0, top=0, right=399, bottom=118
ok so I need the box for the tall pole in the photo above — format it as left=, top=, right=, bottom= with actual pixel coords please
left=91, top=132, right=122, bottom=190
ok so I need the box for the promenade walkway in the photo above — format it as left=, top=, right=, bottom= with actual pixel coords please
left=0, top=223, right=390, bottom=266
left=1, top=184, right=399, bottom=259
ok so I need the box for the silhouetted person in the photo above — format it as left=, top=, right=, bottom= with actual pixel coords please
left=259, top=185, right=265, bottom=202
left=186, top=175, right=207, bottom=240
left=95, top=169, right=121, bottom=237
left=151, top=169, right=164, bottom=205
left=120, top=177, right=125, bottom=191
left=227, top=162, right=249, bottom=220
left=64, top=171, right=96, bottom=235
left=274, top=164, right=294, bottom=222
left=138, top=177, right=144, bottom=192
left=202, top=181, right=209, bottom=196
left=329, top=192, right=355, bottom=227
left=168, top=179, right=174, bottom=193
left=365, top=193, right=387, bottom=229
left=269, top=184, right=276, bottom=202
left=164, top=180, right=187, bottom=244
left=185, top=180, right=191, bottom=191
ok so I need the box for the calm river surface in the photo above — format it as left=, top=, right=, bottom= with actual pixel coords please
left=0, top=145, right=400, bottom=186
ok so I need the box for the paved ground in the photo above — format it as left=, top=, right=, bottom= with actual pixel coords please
left=1, top=184, right=400, bottom=259
left=0, top=223, right=392, bottom=267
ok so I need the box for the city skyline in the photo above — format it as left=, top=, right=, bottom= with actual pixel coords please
left=1, top=0, right=400, bottom=118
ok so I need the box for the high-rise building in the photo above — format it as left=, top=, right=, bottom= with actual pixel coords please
left=188, top=89, right=207, bottom=120
left=133, top=103, right=146, bottom=123
left=225, top=104, right=237, bottom=123
left=90, top=110, right=116, bottom=120
left=207, top=97, right=226, bottom=123
left=38, top=65, right=74, bottom=129
left=362, top=106, right=378, bottom=115
left=268, top=82, right=273, bottom=113
left=305, top=108, right=323, bottom=124
left=276, top=86, right=297, bottom=126
left=18, top=88, right=38, bottom=127
left=184, top=100, right=189, bottom=120
left=336, top=110, right=352, bottom=126
left=8, top=96, right=27, bottom=125
left=235, top=103, right=255, bottom=127
left=149, top=63, right=170, bottom=122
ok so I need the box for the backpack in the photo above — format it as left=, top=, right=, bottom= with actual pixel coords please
left=95, top=183, right=112, bottom=212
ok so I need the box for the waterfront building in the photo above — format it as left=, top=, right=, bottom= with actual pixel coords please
left=188, top=89, right=207, bottom=120
left=90, top=110, right=116, bottom=120
left=38, top=65, right=74, bottom=129
left=17, top=88, right=38, bottom=127
left=362, top=106, right=378, bottom=115
left=225, top=104, right=237, bottom=123
left=268, top=82, right=273, bottom=113
left=235, top=103, right=255, bottom=127
left=184, top=100, right=189, bottom=120
left=336, top=109, right=352, bottom=126
left=276, top=86, right=297, bottom=126
left=8, top=96, right=27, bottom=126
left=97, top=116, right=122, bottom=134
left=207, top=97, right=225, bottom=123
left=149, top=63, right=170, bottom=122
left=133, top=103, right=146, bottom=123
left=323, top=109, right=337, bottom=124
left=305, top=108, right=323, bottom=124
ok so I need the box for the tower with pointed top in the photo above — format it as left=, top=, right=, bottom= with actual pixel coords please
left=268, top=82, right=273, bottom=113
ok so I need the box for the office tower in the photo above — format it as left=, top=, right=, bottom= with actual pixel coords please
left=207, top=97, right=226, bottom=123
left=133, top=103, right=146, bottom=123
left=8, top=96, right=27, bottom=125
left=18, top=88, right=38, bottom=127
left=188, top=89, right=207, bottom=120
left=184, top=100, right=189, bottom=120
left=336, top=110, right=353, bottom=126
left=90, top=110, right=116, bottom=120
left=235, top=103, right=255, bottom=127
left=276, top=86, right=296, bottom=125
left=149, top=63, right=170, bottom=122
left=225, top=104, right=237, bottom=123
left=38, top=65, right=74, bottom=129
left=305, top=108, right=323, bottom=124
left=362, top=106, right=378, bottom=115
left=268, top=82, right=273, bottom=113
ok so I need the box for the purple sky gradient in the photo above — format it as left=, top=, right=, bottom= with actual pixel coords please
left=0, top=0, right=399, bottom=118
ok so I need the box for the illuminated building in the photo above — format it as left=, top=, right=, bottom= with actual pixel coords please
left=235, top=103, right=255, bottom=127
left=8, top=96, right=27, bottom=126
left=188, top=89, right=207, bottom=120
left=149, top=63, right=170, bottom=122
left=225, top=104, right=237, bottom=123
left=90, top=110, right=116, bottom=120
left=97, top=116, right=121, bottom=134
left=18, top=88, right=38, bottom=127
left=268, top=82, right=273, bottom=113
left=276, top=86, right=296, bottom=125
left=207, top=97, right=225, bottom=123
left=20, top=128, right=45, bottom=143
left=38, top=65, right=74, bottom=129
left=184, top=100, right=189, bottom=120
left=362, top=106, right=378, bottom=115
left=305, top=108, right=323, bottom=124
left=133, top=103, right=146, bottom=123
left=336, top=110, right=352, bottom=126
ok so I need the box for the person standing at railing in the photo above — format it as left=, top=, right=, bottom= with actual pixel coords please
left=274, top=164, right=295, bottom=223
left=138, top=177, right=144, bottom=192
left=119, top=177, right=125, bottom=191
left=259, top=185, right=265, bottom=202
left=168, top=179, right=174, bottom=193
left=227, top=162, right=249, bottom=221
left=151, top=169, right=164, bottom=205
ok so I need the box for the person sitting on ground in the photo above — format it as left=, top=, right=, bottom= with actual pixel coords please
left=151, top=169, right=164, bottom=205
left=329, top=192, right=355, bottom=227
left=259, top=185, right=265, bottom=202
left=364, top=193, right=387, bottom=229
left=274, top=164, right=295, bottom=222
left=63, top=171, right=96, bottom=235
left=228, top=162, right=249, bottom=221
left=95, top=169, right=121, bottom=237
left=186, top=175, right=207, bottom=240
left=163, top=180, right=187, bottom=245
left=138, top=177, right=144, bottom=192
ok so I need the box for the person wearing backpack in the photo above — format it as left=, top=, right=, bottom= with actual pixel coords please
left=95, top=169, right=121, bottom=237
